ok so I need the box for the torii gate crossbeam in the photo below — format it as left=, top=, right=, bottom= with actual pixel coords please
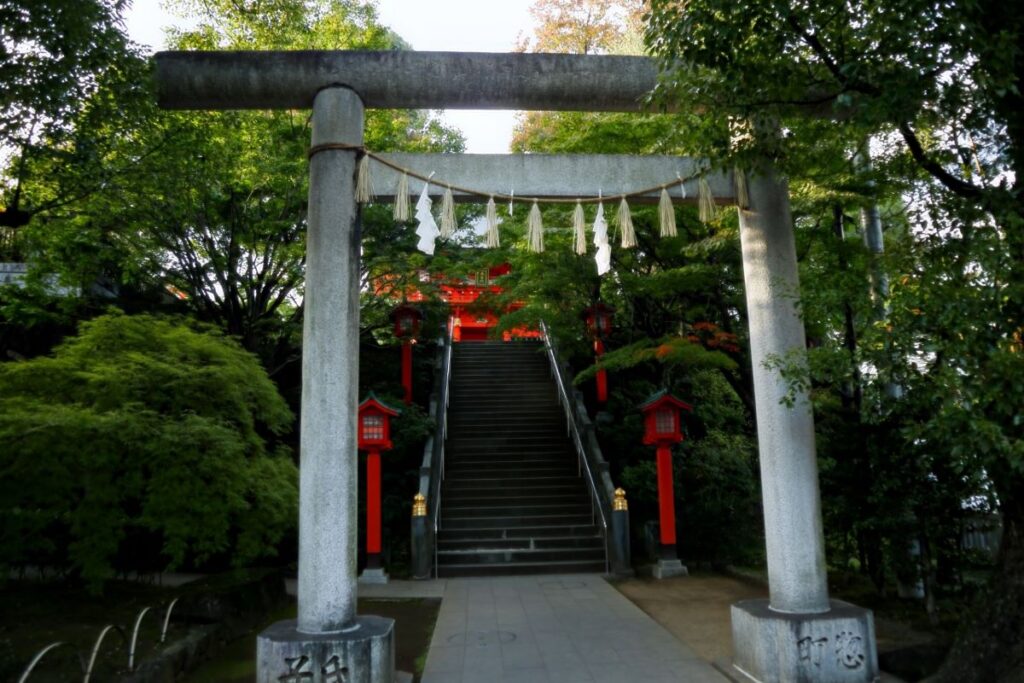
left=155, top=50, right=877, bottom=683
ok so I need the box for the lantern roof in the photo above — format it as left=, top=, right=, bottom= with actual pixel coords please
left=389, top=303, right=423, bottom=321
left=359, top=392, right=402, bottom=417
left=639, top=389, right=693, bottom=415
left=580, top=301, right=616, bottom=320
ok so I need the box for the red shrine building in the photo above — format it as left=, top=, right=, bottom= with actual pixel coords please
left=380, top=263, right=540, bottom=342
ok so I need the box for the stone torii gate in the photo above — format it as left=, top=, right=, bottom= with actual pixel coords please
left=155, top=51, right=878, bottom=683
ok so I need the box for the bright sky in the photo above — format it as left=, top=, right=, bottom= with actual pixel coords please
left=124, top=0, right=538, bottom=152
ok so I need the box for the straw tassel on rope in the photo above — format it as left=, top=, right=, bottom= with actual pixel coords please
left=573, top=201, right=587, bottom=255
left=393, top=172, right=410, bottom=221
left=734, top=167, right=749, bottom=209
left=658, top=187, right=677, bottom=238
left=355, top=154, right=373, bottom=203
left=485, top=196, right=500, bottom=248
left=528, top=201, right=544, bottom=253
left=617, top=197, right=636, bottom=249
left=698, top=176, right=717, bottom=223
left=440, top=186, right=456, bottom=238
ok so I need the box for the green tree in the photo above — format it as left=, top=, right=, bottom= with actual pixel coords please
left=0, top=0, right=142, bottom=229
left=0, top=313, right=297, bottom=590
left=645, top=0, right=1024, bottom=677
left=9, top=0, right=463, bottom=368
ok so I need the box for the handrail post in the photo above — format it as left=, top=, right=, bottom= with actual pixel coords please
left=412, top=326, right=453, bottom=580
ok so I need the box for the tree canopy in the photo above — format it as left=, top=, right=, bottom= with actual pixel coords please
left=0, top=0, right=140, bottom=229
left=645, top=1, right=1023, bottom=679
left=0, top=314, right=297, bottom=589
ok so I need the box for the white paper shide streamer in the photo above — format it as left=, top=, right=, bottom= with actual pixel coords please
left=485, top=196, right=500, bottom=248
left=593, top=201, right=611, bottom=276
left=414, top=185, right=440, bottom=255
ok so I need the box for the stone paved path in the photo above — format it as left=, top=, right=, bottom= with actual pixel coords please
left=420, top=574, right=728, bottom=683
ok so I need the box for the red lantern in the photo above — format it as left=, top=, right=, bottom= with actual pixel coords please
left=390, top=305, right=423, bottom=404
left=358, top=394, right=400, bottom=451
left=358, top=394, right=401, bottom=579
left=582, top=302, right=615, bottom=339
left=641, top=391, right=691, bottom=446
left=639, top=390, right=693, bottom=558
left=582, top=303, right=615, bottom=403
left=390, top=304, right=423, bottom=339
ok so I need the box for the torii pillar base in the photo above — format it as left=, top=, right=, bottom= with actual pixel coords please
left=730, top=600, right=878, bottom=683
left=257, top=617, right=395, bottom=683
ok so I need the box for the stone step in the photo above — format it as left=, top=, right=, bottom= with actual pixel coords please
left=440, top=512, right=595, bottom=529
left=436, top=559, right=605, bottom=578
left=447, top=447, right=574, bottom=458
left=443, top=478, right=583, bottom=492
left=449, top=412, right=566, bottom=422
left=453, top=362, right=546, bottom=366
left=449, top=394, right=557, bottom=403
left=447, top=437, right=570, bottom=447
left=446, top=457, right=575, bottom=469
left=443, top=491, right=591, bottom=507
left=437, top=523, right=601, bottom=540
left=437, top=535, right=603, bottom=551
left=446, top=425, right=567, bottom=435
left=444, top=461, right=576, bottom=475
left=447, top=442, right=575, bottom=452
left=442, top=501, right=591, bottom=517
left=437, top=545, right=606, bottom=566
left=449, top=395, right=556, bottom=403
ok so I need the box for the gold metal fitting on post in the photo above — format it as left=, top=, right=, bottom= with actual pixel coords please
left=613, top=488, right=628, bottom=511
left=412, top=493, right=428, bottom=517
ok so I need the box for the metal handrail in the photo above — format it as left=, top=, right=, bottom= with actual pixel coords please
left=540, top=321, right=610, bottom=575
left=425, top=324, right=454, bottom=577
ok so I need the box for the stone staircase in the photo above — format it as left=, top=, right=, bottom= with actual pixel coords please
left=437, top=341, right=606, bottom=576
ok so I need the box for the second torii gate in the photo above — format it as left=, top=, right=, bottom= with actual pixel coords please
left=156, top=50, right=878, bottom=683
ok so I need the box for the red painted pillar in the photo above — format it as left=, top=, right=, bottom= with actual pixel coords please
left=656, top=444, right=677, bottom=551
left=366, top=449, right=382, bottom=567
left=595, top=339, right=608, bottom=403
left=401, top=341, right=413, bottom=404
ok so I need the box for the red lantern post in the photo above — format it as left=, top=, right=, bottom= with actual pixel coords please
left=640, top=390, right=693, bottom=578
left=390, top=304, right=423, bottom=404
left=357, top=393, right=401, bottom=584
left=582, top=303, right=615, bottom=404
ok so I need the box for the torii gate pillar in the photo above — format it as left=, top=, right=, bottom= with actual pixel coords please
left=255, top=87, right=394, bottom=683
left=729, top=161, right=877, bottom=682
